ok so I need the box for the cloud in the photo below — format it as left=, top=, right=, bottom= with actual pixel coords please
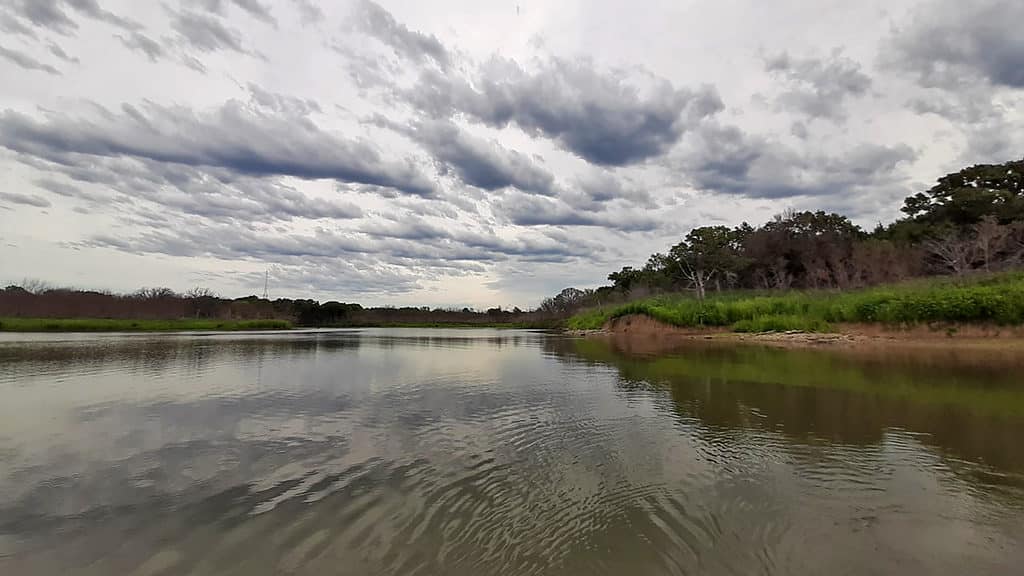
left=247, top=84, right=321, bottom=117
left=2, top=0, right=138, bottom=35
left=0, top=191, right=51, bottom=208
left=352, top=0, right=450, bottom=68
left=0, top=45, right=61, bottom=75
left=380, top=117, right=555, bottom=194
left=46, top=42, right=79, bottom=64
left=886, top=0, right=1024, bottom=89
left=0, top=99, right=437, bottom=197
left=185, top=0, right=277, bottom=27
left=4, top=0, right=78, bottom=35
left=85, top=217, right=597, bottom=269
left=116, top=31, right=165, bottom=62
left=884, top=1, right=1023, bottom=163
left=561, top=170, right=654, bottom=210
left=170, top=9, right=248, bottom=53
left=349, top=3, right=722, bottom=167
left=497, top=193, right=658, bottom=232
left=677, top=123, right=916, bottom=200
left=0, top=12, right=37, bottom=38
left=764, top=50, right=872, bottom=122
left=405, top=57, right=724, bottom=167
left=62, top=0, right=139, bottom=30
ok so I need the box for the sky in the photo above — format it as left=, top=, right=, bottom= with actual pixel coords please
left=0, top=0, right=1021, bottom=309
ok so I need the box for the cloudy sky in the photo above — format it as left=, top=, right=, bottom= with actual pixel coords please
left=0, top=0, right=1021, bottom=308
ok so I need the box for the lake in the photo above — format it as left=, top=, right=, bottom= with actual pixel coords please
left=1, top=329, right=1022, bottom=575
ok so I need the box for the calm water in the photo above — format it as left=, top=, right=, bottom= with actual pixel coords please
left=1, top=329, right=1023, bottom=575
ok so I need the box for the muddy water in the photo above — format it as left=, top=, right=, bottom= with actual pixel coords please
left=0, top=329, right=1022, bottom=575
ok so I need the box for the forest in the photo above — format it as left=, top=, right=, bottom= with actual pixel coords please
left=542, top=158, right=1024, bottom=316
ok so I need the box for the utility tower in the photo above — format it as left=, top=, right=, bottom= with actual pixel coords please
left=262, top=270, right=269, bottom=300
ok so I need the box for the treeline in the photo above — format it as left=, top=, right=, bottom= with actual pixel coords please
left=542, top=158, right=1024, bottom=312
left=0, top=283, right=553, bottom=327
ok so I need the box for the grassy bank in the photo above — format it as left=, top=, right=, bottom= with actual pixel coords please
left=0, top=317, right=293, bottom=332
left=568, top=271, right=1024, bottom=333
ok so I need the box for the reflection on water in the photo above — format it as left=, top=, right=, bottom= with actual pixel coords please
left=0, top=329, right=1022, bottom=575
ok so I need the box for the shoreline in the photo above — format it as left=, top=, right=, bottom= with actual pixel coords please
left=0, top=317, right=553, bottom=333
left=568, top=313, right=1024, bottom=352
left=0, top=317, right=293, bottom=333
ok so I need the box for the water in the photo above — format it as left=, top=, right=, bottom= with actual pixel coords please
left=1, top=329, right=1022, bottom=575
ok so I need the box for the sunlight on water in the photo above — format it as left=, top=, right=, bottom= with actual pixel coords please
left=0, top=329, right=1022, bottom=575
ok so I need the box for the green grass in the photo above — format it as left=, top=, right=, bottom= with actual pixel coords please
left=0, top=317, right=293, bottom=332
left=568, top=271, right=1024, bottom=333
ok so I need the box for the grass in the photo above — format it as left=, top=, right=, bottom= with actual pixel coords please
left=567, top=271, right=1024, bottom=333
left=0, top=317, right=293, bottom=332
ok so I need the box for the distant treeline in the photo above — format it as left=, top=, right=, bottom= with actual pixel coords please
left=539, top=158, right=1024, bottom=314
left=0, top=283, right=554, bottom=327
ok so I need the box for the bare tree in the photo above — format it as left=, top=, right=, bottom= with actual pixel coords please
left=973, top=215, right=1010, bottom=272
left=924, top=232, right=974, bottom=276
left=20, top=278, right=53, bottom=295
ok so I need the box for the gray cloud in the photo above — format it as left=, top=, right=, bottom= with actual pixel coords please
left=561, top=171, right=654, bottom=210
left=678, top=123, right=916, bottom=200
left=352, top=0, right=450, bottom=68
left=887, top=0, right=1024, bottom=89
left=85, top=216, right=597, bottom=269
left=116, top=31, right=165, bottom=62
left=0, top=191, right=51, bottom=208
left=406, top=58, right=724, bottom=166
left=29, top=154, right=366, bottom=223
left=46, top=42, right=79, bottom=64
left=497, top=193, right=658, bottom=232
left=359, top=217, right=451, bottom=241
left=351, top=3, right=723, bottom=166
left=381, top=117, right=555, bottom=194
left=63, top=0, right=139, bottom=30
left=247, top=84, right=321, bottom=117
left=0, top=45, right=61, bottom=75
left=0, top=12, right=37, bottom=38
left=885, top=1, right=1023, bottom=164
left=185, top=0, right=277, bottom=26
left=764, top=50, right=872, bottom=122
left=2, top=0, right=138, bottom=35
left=4, top=0, right=78, bottom=35
left=33, top=177, right=96, bottom=200
left=0, top=99, right=437, bottom=197
left=170, top=9, right=247, bottom=53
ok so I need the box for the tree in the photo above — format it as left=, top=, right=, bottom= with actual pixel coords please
left=608, top=266, right=643, bottom=293
left=539, top=287, right=592, bottom=316
left=135, top=287, right=176, bottom=299
left=899, top=158, right=1024, bottom=228
left=974, top=215, right=1010, bottom=272
left=666, top=226, right=744, bottom=300
left=924, top=229, right=974, bottom=277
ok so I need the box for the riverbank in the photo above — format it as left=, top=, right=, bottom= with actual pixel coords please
left=0, top=317, right=556, bottom=332
left=571, top=313, right=1024, bottom=353
left=568, top=271, right=1024, bottom=335
left=0, top=317, right=293, bottom=332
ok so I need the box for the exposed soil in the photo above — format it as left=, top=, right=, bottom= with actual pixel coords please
left=568, top=314, right=1024, bottom=353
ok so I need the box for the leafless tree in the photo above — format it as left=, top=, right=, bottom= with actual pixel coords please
left=925, top=232, right=975, bottom=276
left=973, top=216, right=1010, bottom=272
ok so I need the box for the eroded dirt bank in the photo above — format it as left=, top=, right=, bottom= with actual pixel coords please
left=569, top=314, right=1024, bottom=353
